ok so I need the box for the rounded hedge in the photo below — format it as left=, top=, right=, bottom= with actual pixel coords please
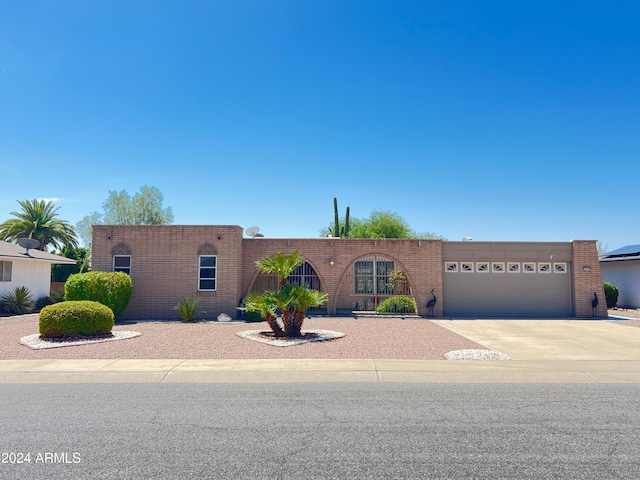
left=65, top=271, right=133, bottom=317
left=376, top=296, right=417, bottom=314
left=39, top=301, right=115, bottom=339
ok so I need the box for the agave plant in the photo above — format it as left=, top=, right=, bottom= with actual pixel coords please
left=1, top=286, right=35, bottom=315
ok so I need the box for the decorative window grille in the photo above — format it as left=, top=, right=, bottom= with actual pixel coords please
left=538, top=263, right=551, bottom=273
left=554, top=263, right=567, bottom=273
left=492, top=262, right=505, bottom=273
left=461, top=262, right=474, bottom=272
left=507, top=262, right=520, bottom=273
left=523, top=263, right=536, bottom=273
left=445, top=262, right=458, bottom=272
left=476, top=262, right=489, bottom=272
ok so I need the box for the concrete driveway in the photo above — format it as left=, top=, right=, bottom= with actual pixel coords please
left=432, top=319, right=640, bottom=361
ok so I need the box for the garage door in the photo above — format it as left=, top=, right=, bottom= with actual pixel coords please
left=443, top=261, right=573, bottom=317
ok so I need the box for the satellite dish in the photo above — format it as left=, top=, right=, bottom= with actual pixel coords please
left=245, top=226, right=260, bottom=238
left=18, top=238, right=40, bottom=255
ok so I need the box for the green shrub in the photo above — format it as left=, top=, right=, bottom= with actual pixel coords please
left=244, top=310, right=264, bottom=322
left=65, top=271, right=133, bottom=317
left=39, top=300, right=114, bottom=338
left=1, top=286, right=35, bottom=314
left=376, top=296, right=417, bottom=314
left=174, top=296, right=200, bottom=322
left=603, top=282, right=619, bottom=308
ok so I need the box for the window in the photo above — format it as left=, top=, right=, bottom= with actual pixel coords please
left=353, top=257, right=394, bottom=295
left=113, top=256, right=131, bottom=275
left=0, top=261, right=12, bottom=282
left=199, top=255, right=217, bottom=291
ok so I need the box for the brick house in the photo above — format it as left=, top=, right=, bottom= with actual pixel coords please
left=91, top=225, right=607, bottom=320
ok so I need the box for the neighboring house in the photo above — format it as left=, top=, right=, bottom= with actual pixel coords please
left=600, top=244, right=640, bottom=308
left=0, top=240, right=76, bottom=301
left=91, top=225, right=606, bottom=320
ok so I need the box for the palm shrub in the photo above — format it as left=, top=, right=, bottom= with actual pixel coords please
left=603, top=282, right=619, bottom=308
left=376, top=296, right=417, bottom=314
left=241, top=292, right=283, bottom=336
left=245, top=251, right=328, bottom=338
left=174, top=296, right=200, bottom=322
left=290, top=286, right=329, bottom=337
left=65, top=271, right=133, bottom=318
left=39, top=300, right=114, bottom=338
left=1, top=286, right=35, bottom=314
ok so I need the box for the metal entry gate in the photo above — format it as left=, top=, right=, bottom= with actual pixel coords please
left=335, top=256, right=415, bottom=315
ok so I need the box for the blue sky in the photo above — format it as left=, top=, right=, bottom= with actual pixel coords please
left=1, top=1, right=638, bottom=251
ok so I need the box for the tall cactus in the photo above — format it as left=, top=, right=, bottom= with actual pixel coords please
left=344, top=206, right=350, bottom=237
left=334, top=197, right=340, bottom=238
left=333, top=197, right=351, bottom=238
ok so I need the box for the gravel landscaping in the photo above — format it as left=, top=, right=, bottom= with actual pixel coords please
left=1, top=314, right=489, bottom=360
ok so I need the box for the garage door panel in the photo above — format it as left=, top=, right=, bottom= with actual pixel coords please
left=443, top=267, right=572, bottom=317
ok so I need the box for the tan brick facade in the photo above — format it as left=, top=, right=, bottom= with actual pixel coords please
left=92, top=225, right=605, bottom=319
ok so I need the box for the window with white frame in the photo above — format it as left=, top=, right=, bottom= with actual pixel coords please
left=0, top=261, right=12, bottom=281
left=199, top=255, right=217, bottom=291
left=113, top=256, right=131, bottom=275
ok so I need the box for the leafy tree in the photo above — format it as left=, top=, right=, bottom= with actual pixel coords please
left=0, top=199, right=78, bottom=251
left=51, top=246, right=89, bottom=282
left=346, top=210, right=444, bottom=239
left=76, top=185, right=174, bottom=246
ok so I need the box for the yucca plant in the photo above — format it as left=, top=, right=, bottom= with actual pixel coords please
left=1, top=286, right=35, bottom=314
left=174, top=296, right=201, bottom=322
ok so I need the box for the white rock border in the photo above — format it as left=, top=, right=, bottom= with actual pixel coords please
left=237, top=329, right=346, bottom=347
left=20, top=331, right=141, bottom=350
left=445, top=349, right=511, bottom=361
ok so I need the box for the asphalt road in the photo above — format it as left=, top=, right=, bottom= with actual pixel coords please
left=1, top=383, right=639, bottom=479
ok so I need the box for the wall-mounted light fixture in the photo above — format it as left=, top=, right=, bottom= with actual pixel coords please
left=328, top=257, right=335, bottom=266
left=583, top=266, right=591, bottom=273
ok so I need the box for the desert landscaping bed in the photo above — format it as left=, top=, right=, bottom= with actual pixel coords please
left=1, top=315, right=487, bottom=361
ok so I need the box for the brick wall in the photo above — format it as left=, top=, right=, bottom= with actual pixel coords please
left=92, top=225, right=604, bottom=319
left=93, top=225, right=243, bottom=319
left=241, top=238, right=443, bottom=316
left=572, top=240, right=608, bottom=317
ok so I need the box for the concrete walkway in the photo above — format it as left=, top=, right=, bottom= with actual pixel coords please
left=1, top=319, right=639, bottom=383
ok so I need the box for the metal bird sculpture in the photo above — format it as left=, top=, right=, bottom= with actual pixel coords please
left=592, top=292, right=598, bottom=317
left=426, top=288, right=437, bottom=317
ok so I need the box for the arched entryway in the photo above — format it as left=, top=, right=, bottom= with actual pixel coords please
left=334, top=255, right=415, bottom=315
left=249, top=261, right=327, bottom=315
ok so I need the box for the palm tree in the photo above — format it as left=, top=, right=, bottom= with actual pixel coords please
left=290, top=286, right=328, bottom=337
left=242, top=292, right=284, bottom=337
left=0, top=199, right=78, bottom=251
left=255, top=250, right=305, bottom=287
left=249, top=250, right=328, bottom=338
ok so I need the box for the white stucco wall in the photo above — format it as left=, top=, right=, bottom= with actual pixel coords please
left=600, top=260, right=640, bottom=308
left=0, top=259, right=52, bottom=301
